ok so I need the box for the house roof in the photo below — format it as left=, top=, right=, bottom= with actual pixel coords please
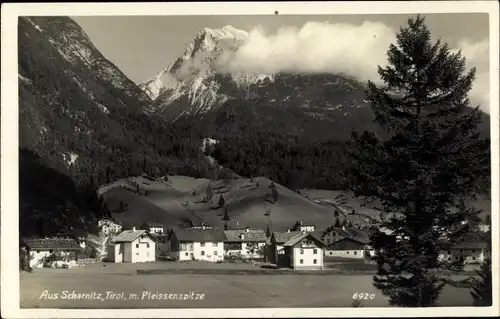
left=172, top=227, right=226, bottom=242
left=453, top=242, right=489, bottom=249
left=272, top=231, right=304, bottom=244
left=224, top=229, right=267, bottom=242
left=22, top=238, right=81, bottom=250
left=282, top=232, right=326, bottom=248
left=111, top=230, right=149, bottom=243
left=327, top=237, right=369, bottom=249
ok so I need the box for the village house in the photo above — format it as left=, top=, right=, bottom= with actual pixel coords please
left=21, top=238, right=82, bottom=268
left=53, top=226, right=87, bottom=248
left=289, top=221, right=316, bottom=232
left=438, top=232, right=490, bottom=264
left=317, top=227, right=372, bottom=258
left=168, top=227, right=225, bottom=262
left=107, top=228, right=156, bottom=263
left=325, top=236, right=370, bottom=259
left=98, top=219, right=123, bottom=236
left=223, top=228, right=267, bottom=259
left=140, top=222, right=165, bottom=235
left=267, top=232, right=326, bottom=270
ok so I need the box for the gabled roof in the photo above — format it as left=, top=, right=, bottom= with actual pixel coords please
left=22, top=238, right=81, bottom=250
left=272, top=231, right=303, bottom=244
left=111, top=230, right=150, bottom=243
left=171, top=227, right=226, bottom=242
left=224, top=229, right=267, bottom=242
left=327, top=236, right=369, bottom=249
left=282, top=232, right=326, bottom=248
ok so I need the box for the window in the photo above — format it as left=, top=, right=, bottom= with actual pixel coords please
left=329, top=252, right=333, bottom=255
left=300, top=259, right=304, bottom=264
left=136, top=253, right=139, bottom=256
left=313, top=249, right=317, bottom=254
left=146, top=244, right=150, bottom=248
left=185, top=252, right=188, bottom=256
left=214, top=251, right=218, bottom=256
left=472, top=249, right=475, bottom=253
left=346, top=251, right=349, bottom=254
left=473, top=257, right=476, bottom=260
left=300, top=249, right=304, bottom=254
left=448, top=257, right=451, bottom=261
left=36, top=250, right=40, bottom=254
left=136, top=244, right=139, bottom=248
left=201, top=242, right=205, bottom=247
left=354, top=251, right=358, bottom=255
left=313, top=259, right=317, bottom=264
left=459, top=249, right=463, bottom=253
left=447, top=250, right=451, bottom=254
left=201, top=251, right=205, bottom=256
left=213, top=242, right=218, bottom=247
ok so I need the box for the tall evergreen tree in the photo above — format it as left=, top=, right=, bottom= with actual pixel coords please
left=334, top=217, right=341, bottom=228
left=348, top=16, right=490, bottom=307
left=470, top=257, right=492, bottom=306
left=222, top=206, right=230, bottom=230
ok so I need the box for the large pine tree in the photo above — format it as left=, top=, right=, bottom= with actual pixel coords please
left=348, top=15, right=490, bottom=307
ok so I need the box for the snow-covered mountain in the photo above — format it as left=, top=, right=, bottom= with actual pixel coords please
left=139, top=25, right=276, bottom=118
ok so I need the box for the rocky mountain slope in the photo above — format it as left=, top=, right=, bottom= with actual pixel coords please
left=18, top=17, right=211, bottom=237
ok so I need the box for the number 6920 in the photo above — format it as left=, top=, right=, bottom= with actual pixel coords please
left=352, top=292, right=375, bottom=300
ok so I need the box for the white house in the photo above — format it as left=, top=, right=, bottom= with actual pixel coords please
left=168, top=227, right=225, bottom=262
left=223, top=228, right=267, bottom=258
left=268, top=232, right=325, bottom=270
left=98, top=219, right=123, bottom=236
left=140, top=222, right=165, bottom=235
left=22, top=238, right=81, bottom=268
left=107, top=228, right=156, bottom=263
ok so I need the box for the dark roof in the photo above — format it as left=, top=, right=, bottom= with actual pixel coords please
left=453, top=242, right=489, bottom=249
left=282, top=232, right=326, bottom=248
left=172, top=227, right=226, bottom=242
left=224, top=229, right=267, bottom=242
left=327, top=237, right=369, bottom=250
left=23, top=238, right=81, bottom=250
left=272, top=231, right=303, bottom=244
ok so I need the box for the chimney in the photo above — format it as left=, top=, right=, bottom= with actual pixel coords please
left=132, top=226, right=136, bottom=232
left=245, top=227, right=249, bottom=233
left=202, top=225, right=205, bottom=230
left=287, top=229, right=290, bottom=233
left=342, top=226, right=345, bottom=231
left=240, top=234, right=244, bottom=240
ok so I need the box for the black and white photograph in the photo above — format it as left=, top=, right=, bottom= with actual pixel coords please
left=1, top=1, right=499, bottom=318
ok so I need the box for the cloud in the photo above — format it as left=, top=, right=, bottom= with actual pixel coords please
left=217, top=21, right=490, bottom=113
left=455, top=39, right=490, bottom=113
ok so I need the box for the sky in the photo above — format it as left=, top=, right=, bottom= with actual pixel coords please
left=72, top=13, right=490, bottom=112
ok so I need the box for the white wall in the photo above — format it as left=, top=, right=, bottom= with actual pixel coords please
left=324, top=249, right=364, bottom=259
left=225, top=242, right=266, bottom=258
left=176, top=241, right=224, bottom=262
left=130, top=235, right=156, bottom=263
left=292, top=246, right=323, bottom=269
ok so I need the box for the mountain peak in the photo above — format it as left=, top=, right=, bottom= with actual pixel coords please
left=197, top=25, right=248, bottom=41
